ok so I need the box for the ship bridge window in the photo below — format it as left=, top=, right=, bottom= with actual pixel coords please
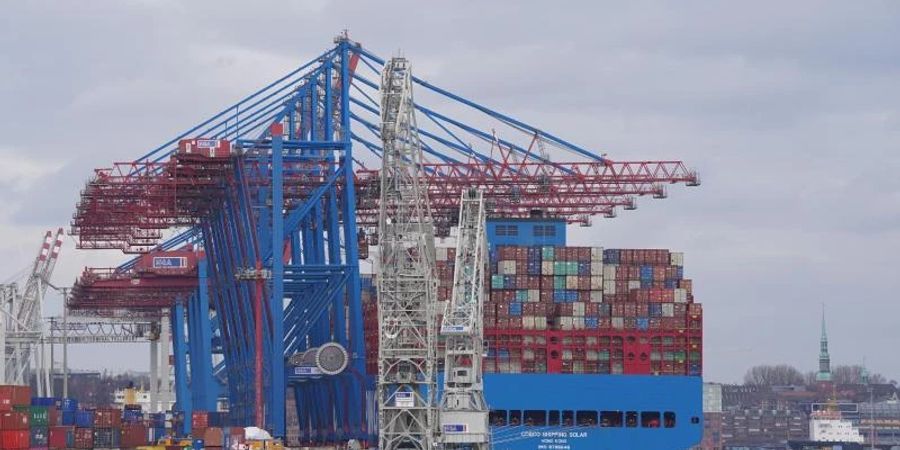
left=562, top=411, right=575, bottom=427
left=524, top=410, right=546, bottom=426
left=495, top=225, right=519, bottom=237
left=664, top=412, right=676, bottom=428
left=690, top=416, right=700, bottom=424
left=576, top=411, right=598, bottom=427
left=641, top=411, right=661, bottom=428
left=548, top=411, right=560, bottom=426
left=509, top=410, right=522, bottom=426
left=600, top=411, right=623, bottom=427
left=625, top=411, right=638, bottom=428
left=489, top=410, right=507, bottom=426
left=533, top=225, right=557, bottom=237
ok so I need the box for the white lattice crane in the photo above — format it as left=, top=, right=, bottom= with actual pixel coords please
left=376, top=57, right=439, bottom=450
left=438, top=189, right=490, bottom=449
left=1, top=229, right=64, bottom=391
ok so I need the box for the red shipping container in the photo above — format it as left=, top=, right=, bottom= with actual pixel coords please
left=47, top=406, right=59, bottom=427
left=121, top=424, right=148, bottom=448
left=0, top=387, right=12, bottom=412
left=74, top=428, right=92, bottom=449
left=11, top=387, right=29, bottom=408
left=0, top=429, right=29, bottom=449
left=0, top=411, right=29, bottom=430
left=49, top=426, right=73, bottom=449
left=94, top=408, right=122, bottom=428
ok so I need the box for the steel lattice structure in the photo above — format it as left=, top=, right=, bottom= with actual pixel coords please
left=1, top=229, right=63, bottom=389
left=439, top=190, right=490, bottom=449
left=68, top=35, right=699, bottom=445
left=376, top=57, right=438, bottom=450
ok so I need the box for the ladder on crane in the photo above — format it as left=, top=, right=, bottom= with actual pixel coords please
left=376, top=57, right=439, bottom=450
left=438, top=189, right=490, bottom=450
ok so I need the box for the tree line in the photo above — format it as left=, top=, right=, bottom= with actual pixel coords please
left=743, top=364, right=892, bottom=386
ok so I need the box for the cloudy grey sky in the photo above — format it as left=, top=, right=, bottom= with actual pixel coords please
left=1, top=1, right=898, bottom=382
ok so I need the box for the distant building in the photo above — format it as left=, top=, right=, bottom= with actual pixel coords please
left=815, top=307, right=831, bottom=382
left=705, top=383, right=724, bottom=413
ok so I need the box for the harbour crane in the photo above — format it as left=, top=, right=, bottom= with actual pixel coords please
left=376, top=57, right=439, bottom=450
left=0, top=228, right=64, bottom=393
left=438, top=189, right=490, bottom=449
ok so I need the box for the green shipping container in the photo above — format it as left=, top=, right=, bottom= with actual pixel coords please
left=553, top=261, right=566, bottom=275
left=567, top=261, right=578, bottom=275
left=542, top=246, right=554, bottom=260
left=553, top=276, right=566, bottom=290
left=597, top=350, right=610, bottom=360
left=14, top=405, right=48, bottom=426
left=491, top=275, right=504, bottom=290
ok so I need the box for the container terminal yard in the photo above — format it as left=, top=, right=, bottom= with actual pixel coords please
left=21, top=27, right=898, bottom=450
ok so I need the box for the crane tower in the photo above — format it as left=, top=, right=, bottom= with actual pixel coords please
left=439, top=190, right=490, bottom=449
left=376, top=57, right=439, bottom=449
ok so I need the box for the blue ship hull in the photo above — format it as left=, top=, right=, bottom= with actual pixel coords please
left=484, top=374, right=703, bottom=450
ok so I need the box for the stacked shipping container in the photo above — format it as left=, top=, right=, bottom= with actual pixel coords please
left=0, top=386, right=31, bottom=450
left=361, top=246, right=703, bottom=377
left=0, top=388, right=167, bottom=450
left=191, top=410, right=245, bottom=450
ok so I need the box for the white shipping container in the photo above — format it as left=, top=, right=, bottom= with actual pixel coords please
left=603, top=279, right=616, bottom=295
left=611, top=317, right=625, bottom=329
left=587, top=350, right=599, bottom=361
left=628, top=280, right=641, bottom=290
left=589, top=291, right=604, bottom=303
left=436, top=247, right=448, bottom=261
left=535, top=317, right=548, bottom=330
left=542, top=261, right=554, bottom=276
left=566, top=276, right=579, bottom=290
left=500, top=261, right=516, bottom=275
left=523, top=349, right=535, bottom=360
left=591, top=247, right=604, bottom=262
left=590, top=276, right=603, bottom=290
left=670, top=252, right=684, bottom=266
left=558, top=316, right=574, bottom=330
left=603, top=265, right=618, bottom=279
left=562, top=350, right=573, bottom=360
left=674, top=288, right=688, bottom=303
left=662, top=303, right=675, bottom=317
left=572, top=302, right=586, bottom=316
left=522, top=316, right=535, bottom=330
left=590, top=262, right=603, bottom=275
left=528, top=289, right=540, bottom=302
left=573, top=317, right=586, bottom=330
left=509, top=361, right=522, bottom=373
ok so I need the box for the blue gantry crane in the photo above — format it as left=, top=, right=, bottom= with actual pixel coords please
left=68, top=33, right=699, bottom=447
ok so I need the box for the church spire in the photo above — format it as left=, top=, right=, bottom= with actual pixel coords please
left=816, top=304, right=832, bottom=382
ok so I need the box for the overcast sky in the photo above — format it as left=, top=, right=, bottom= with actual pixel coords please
left=1, top=1, right=898, bottom=383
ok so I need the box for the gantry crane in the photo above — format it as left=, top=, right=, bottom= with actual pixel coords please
left=376, top=57, right=439, bottom=450
left=1, top=229, right=64, bottom=392
left=438, top=189, right=490, bottom=449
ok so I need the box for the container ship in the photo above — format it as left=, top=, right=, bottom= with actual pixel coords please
left=363, top=217, right=704, bottom=450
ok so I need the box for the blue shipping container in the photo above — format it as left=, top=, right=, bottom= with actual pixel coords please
left=31, top=397, right=56, bottom=407
left=636, top=318, right=650, bottom=330
left=30, top=426, right=49, bottom=446
left=76, top=410, right=95, bottom=428
left=62, top=410, right=77, bottom=426
left=603, top=249, right=621, bottom=264
left=59, top=398, right=78, bottom=411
